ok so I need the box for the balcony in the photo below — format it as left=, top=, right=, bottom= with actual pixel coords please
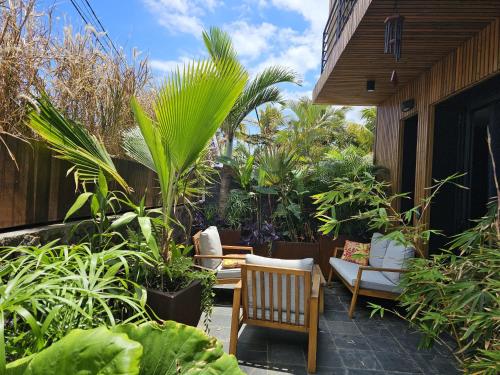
left=321, top=0, right=358, bottom=73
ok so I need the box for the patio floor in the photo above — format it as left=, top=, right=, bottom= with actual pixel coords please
left=200, top=281, right=460, bottom=375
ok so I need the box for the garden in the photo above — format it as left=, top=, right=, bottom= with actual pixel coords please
left=0, top=1, right=498, bottom=374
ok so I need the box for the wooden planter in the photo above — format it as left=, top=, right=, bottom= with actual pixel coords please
left=146, top=280, right=202, bottom=327
left=272, top=241, right=320, bottom=264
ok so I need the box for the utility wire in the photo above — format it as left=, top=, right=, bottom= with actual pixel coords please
left=81, top=0, right=121, bottom=56
left=69, top=0, right=109, bottom=53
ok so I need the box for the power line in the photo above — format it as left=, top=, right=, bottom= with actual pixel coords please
left=81, top=0, right=121, bottom=56
left=69, top=0, right=109, bottom=53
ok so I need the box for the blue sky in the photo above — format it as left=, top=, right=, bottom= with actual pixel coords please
left=43, top=0, right=363, bottom=122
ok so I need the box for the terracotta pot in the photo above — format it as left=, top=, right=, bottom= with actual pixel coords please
left=146, top=280, right=202, bottom=327
left=272, top=241, right=320, bottom=264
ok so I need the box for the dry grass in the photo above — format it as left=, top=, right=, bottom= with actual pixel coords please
left=0, top=0, right=153, bottom=155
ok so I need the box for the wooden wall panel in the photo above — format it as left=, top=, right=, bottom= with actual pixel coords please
left=375, top=18, right=500, bottom=255
left=0, top=135, right=161, bottom=230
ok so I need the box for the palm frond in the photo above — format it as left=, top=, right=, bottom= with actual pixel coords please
left=122, top=127, right=156, bottom=172
left=27, top=95, right=129, bottom=191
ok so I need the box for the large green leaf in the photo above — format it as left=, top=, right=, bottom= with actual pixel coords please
left=113, top=321, right=244, bottom=375
left=27, top=95, right=129, bottom=191
left=6, top=327, right=142, bottom=375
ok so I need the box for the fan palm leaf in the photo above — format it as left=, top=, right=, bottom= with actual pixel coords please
left=27, top=95, right=129, bottom=191
left=129, top=55, right=247, bottom=227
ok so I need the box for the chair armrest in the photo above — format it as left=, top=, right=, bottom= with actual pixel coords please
left=222, top=245, right=253, bottom=254
left=313, top=265, right=326, bottom=286
left=359, top=266, right=408, bottom=273
left=192, top=264, right=217, bottom=272
left=311, top=268, right=321, bottom=299
left=233, top=280, right=242, bottom=290
left=194, top=254, right=247, bottom=260
left=333, top=246, right=344, bottom=258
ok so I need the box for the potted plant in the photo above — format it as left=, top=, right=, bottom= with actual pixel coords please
left=26, top=28, right=248, bottom=327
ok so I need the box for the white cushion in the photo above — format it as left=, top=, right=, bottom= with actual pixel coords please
left=244, top=255, right=314, bottom=319
left=245, top=254, right=314, bottom=270
left=329, top=257, right=401, bottom=293
left=369, top=232, right=390, bottom=268
left=215, top=265, right=241, bottom=279
left=382, top=241, right=414, bottom=283
left=199, top=226, right=223, bottom=269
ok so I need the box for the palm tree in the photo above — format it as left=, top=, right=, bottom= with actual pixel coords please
left=281, top=97, right=350, bottom=163
left=243, top=104, right=285, bottom=149
left=28, top=38, right=248, bottom=254
left=202, top=27, right=300, bottom=216
left=361, top=107, right=377, bottom=133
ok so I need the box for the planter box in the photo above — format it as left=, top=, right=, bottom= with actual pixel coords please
left=272, top=241, right=320, bottom=264
left=146, top=280, right=202, bottom=327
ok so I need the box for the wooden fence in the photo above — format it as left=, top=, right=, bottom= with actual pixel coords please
left=0, top=135, right=160, bottom=230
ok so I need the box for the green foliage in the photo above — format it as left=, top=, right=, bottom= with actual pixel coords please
left=225, top=189, right=256, bottom=230
left=372, top=204, right=500, bottom=374
left=27, top=94, right=129, bottom=191
left=7, top=322, right=243, bottom=375
left=313, top=172, right=461, bottom=252
left=0, top=242, right=151, bottom=364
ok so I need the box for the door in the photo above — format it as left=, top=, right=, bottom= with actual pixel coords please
left=400, top=115, right=418, bottom=213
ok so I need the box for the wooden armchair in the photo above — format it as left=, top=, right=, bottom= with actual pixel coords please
left=192, top=230, right=253, bottom=285
left=328, top=246, right=408, bottom=319
left=229, top=260, right=322, bottom=373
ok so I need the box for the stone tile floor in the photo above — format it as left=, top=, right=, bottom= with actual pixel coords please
left=201, top=282, right=460, bottom=375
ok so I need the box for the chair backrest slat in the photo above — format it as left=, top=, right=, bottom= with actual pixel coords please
left=241, top=264, right=311, bottom=327
left=260, top=271, right=266, bottom=320
left=192, top=231, right=202, bottom=256
left=268, top=272, right=274, bottom=322
left=295, top=274, right=300, bottom=325
left=251, top=269, right=257, bottom=319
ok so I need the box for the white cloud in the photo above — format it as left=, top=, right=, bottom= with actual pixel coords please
left=150, top=57, right=192, bottom=73
left=141, top=0, right=221, bottom=37
left=224, top=21, right=277, bottom=59
left=280, top=89, right=312, bottom=102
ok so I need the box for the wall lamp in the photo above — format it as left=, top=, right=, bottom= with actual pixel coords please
left=366, top=80, right=376, bottom=92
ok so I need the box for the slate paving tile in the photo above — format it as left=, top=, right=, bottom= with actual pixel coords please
left=324, top=309, right=354, bottom=322
left=354, top=322, right=392, bottom=336
left=237, top=348, right=268, bottom=365
left=364, top=333, right=406, bottom=353
left=338, top=349, right=382, bottom=370
left=413, top=354, right=461, bottom=374
left=328, top=321, right=362, bottom=336
left=332, top=334, right=371, bottom=350
left=314, top=348, right=344, bottom=368
left=269, top=343, right=306, bottom=366
left=373, top=351, right=422, bottom=373
left=238, top=363, right=269, bottom=374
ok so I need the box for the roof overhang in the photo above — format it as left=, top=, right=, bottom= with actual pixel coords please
left=313, top=0, right=500, bottom=106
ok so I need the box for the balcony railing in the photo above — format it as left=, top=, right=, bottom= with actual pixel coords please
left=321, top=0, right=358, bottom=73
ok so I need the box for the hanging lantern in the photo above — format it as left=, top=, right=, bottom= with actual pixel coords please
left=384, top=4, right=404, bottom=62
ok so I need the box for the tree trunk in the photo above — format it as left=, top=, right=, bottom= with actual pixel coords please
left=218, top=132, right=234, bottom=217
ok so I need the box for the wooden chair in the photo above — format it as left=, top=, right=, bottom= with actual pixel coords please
left=328, top=247, right=407, bottom=319
left=229, top=262, right=322, bottom=373
left=192, top=230, right=253, bottom=285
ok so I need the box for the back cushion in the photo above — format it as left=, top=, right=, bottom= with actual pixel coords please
left=369, top=233, right=390, bottom=268
left=245, top=255, right=313, bottom=316
left=382, top=241, right=415, bottom=283
left=199, top=226, right=223, bottom=269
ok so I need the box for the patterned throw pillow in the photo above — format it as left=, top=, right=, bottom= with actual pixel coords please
left=341, top=240, right=370, bottom=266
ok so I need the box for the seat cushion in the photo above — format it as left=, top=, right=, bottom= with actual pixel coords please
left=216, top=265, right=241, bottom=280
left=199, top=226, right=223, bottom=269
left=329, top=258, right=401, bottom=293
left=245, top=255, right=314, bottom=316
left=341, top=240, right=370, bottom=266
left=245, top=254, right=314, bottom=271
left=382, top=241, right=415, bottom=283
left=369, top=232, right=390, bottom=268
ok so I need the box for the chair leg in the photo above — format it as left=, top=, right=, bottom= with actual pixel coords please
left=319, top=286, right=324, bottom=314
left=307, top=298, right=319, bottom=373
left=229, top=287, right=241, bottom=355
left=327, top=266, right=333, bottom=286
left=348, top=287, right=360, bottom=319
